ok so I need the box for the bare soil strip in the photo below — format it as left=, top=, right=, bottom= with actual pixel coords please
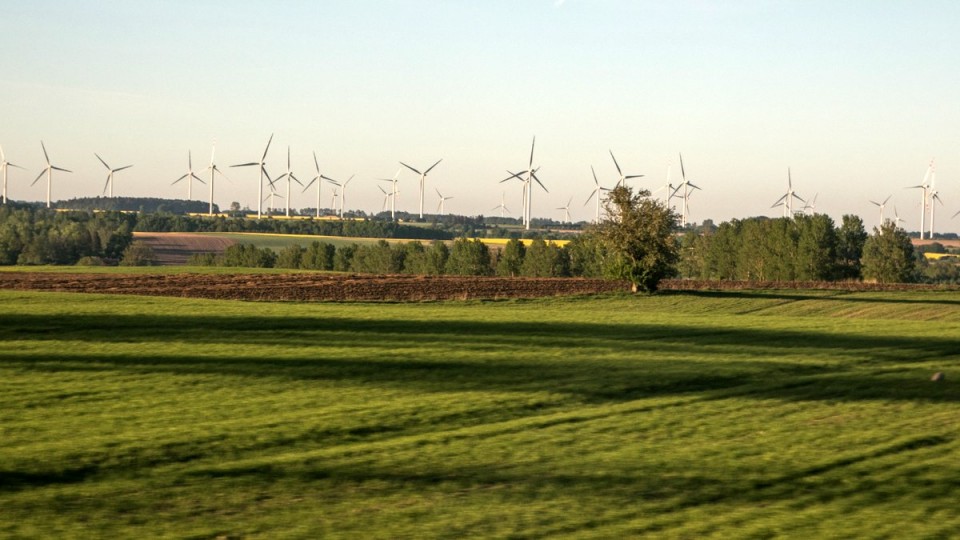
left=1, top=273, right=957, bottom=302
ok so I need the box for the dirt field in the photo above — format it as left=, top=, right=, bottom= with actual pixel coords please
left=133, top=232, right=235, bottom=265
left=1, top=272, right=956, bottom=302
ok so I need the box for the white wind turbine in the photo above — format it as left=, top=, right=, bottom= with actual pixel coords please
left=378, top=167, right=401, bottom=220
left=771, top=168, right=805, bottom=218
left=869, top=195, right=892, bottom=225
left=378, top=185, right=392, bottom=213
left=907, top=160, right=934, bottom=239
left=930, top=185, right=943, bottom=239
left=329, top=186, right=339, bottom=211
left=202, top=141, right=229, bottom=216
left=894, top=206, right=906, bottom=227
left=172, top=151, right=205, bottom=201
left=273, top=147, right=303, bottom=217
left=231, top=133, right=273, bottom=219
left=653, top=163, right=677, bottom=210
left=263, top=189, right=282, bottom=215
left=556, top=196, right=572, bottom=223
left=302, top=151, right=337, bottom=218
left=337, top=175, right=354, bottom=218
left=95, top=153, right=133, bottom=197
left=32, top=141, right=71, bottom=208
left=802, top=193, right=819, bottom=215
left=399, top=159, right=441, bottom=219
left=670, top=153, right=701, bottom=227
left=609, top=150, right=644, bottom=188
left=584, top=165, right=612, bottom=223
left=501, top=136, right=545, bottom=230
left=435, top=188, right=453, bottom=214
left=490, top=191, right=511, bottom=218
left=0, top=145, right=25, bottom=204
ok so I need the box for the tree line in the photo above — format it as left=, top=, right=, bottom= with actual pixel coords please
left=0, top=204, right=136, bottom=265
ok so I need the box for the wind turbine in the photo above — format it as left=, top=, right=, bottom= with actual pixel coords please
left=930, top=187, right=943, bottom=239
left=907, top=159, right=934, bottom=239
left=379, top=185, right=392, bottom=213
left=273, top=147, right=303, bottom=217
left=491, top=191, right=510, bottom=218
left=172, top=151, right=204, bottom=201
left=329, top=186, right=339, bottom=211
left=231, top=133, right=273, bottom=219
left=0, top=145, right=25, bottom=204
left=894, top=206, right=906, bottom=227
left=653, top=163, right=677, bottom=210
left=670, top=153, right=701, bottom=227
left=378, top=167, right=401, bottom=220
left=303, top=152, right=337, bottom=218
left=802, top=193, right=819, bottom=215
left=435, top=188, right=453, bottom=214
left=869, top=195, right=892, bottom=225
left=202, top=140, right=229, bottom=216
left=399, top=158, right=441, bottom=219
left=500, top=136, right=545, bottom=230
left=337, top=175, right=354, bottom=218
left=556, top=196, right=572, bottom=223
left=263, top=189, right=282, bottom=215
left=584, top=165, right=612, bottom=223
left=95, top=154, right=132, bottom=197
left=771, top=168, right=805, bottom=218
left=609, top=150, right=644, bottom=188
left=32, top=141, right=71, bottom=208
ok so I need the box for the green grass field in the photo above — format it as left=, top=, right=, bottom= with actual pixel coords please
left=2, top=288, right=960, bottom=537
left=199, top=232, right=412, bottom=250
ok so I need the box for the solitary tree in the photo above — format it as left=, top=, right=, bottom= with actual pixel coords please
left=595, top=185, right=679, bottom=292
left=861, top=222, right=916, bottom=283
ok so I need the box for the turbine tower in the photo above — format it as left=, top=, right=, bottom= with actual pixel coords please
left=202, top=141, right=229, bottom=216
left=491, top=191, right=510, bottom=218
left=771, top=168, right=805, bottom=218
left=32, top=141, right=71, bottom=208
left=95, top=154, right=133, bottom=197
left=273, top=147, right=303, bottom=217
left=0, top=145, right=25, bottom=204
left=378, top=167, right=401, bottom=220
left=584, top=165, right=611, bottom=223
left=609, top=150, right=644, bottom=188
left=303, top=151, right=337, bottom=218
left=501, top=136, right=545, bottom=230
left=670, top=153, right=701, bottom=227
left=907, top=161, right=934, bottom=239
left=399, top=159, right=441, bottom=219
left=337, top=175, right=354, bottom=218
left=869, top=195, right=892, bottom=225
left=556, top=196, right=572, bottom=223
left=231, top=133, right=273, bottom=219
left=172, top=151, right=204, bottom=201
left=435, top=188, right=453, bottom=214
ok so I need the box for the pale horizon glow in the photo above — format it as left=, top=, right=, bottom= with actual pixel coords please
left=2, top=1, right=959, bottom=232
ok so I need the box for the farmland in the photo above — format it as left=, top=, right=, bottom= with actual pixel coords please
left=2, top=286, right=960, bottom=537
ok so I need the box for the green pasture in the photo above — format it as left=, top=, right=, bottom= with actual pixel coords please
left=2, top=289, right=960, bottom=537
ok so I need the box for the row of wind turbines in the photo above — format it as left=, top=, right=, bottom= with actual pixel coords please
left=0, top=136, right=703, bottom=229
left=2, top=137, right=953, bottom=234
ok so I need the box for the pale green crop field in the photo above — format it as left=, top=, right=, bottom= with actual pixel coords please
left=1, top=288, right=959, bottom=538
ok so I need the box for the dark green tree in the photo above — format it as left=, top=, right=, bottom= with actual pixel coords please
left=496, top=238, right=525, bottom=277
left=445, top=238, right=492, bottom=276
left=594, top=185, right=679, bottom=292
left=861, top=222, right=916, bottom=283
left=836, top=214, right=867, bottom=280
left=520, top=239, right=569, bottom=277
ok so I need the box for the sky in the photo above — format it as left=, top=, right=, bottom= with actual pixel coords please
left=1, top=1, right=959, bottom=232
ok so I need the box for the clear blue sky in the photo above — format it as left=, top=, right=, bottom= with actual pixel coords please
left=2, top=1, right=958, bottom=231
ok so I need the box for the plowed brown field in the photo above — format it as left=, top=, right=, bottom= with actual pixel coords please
left=133, top=232, right=235, bottom=265
left=1, top=272, right=956, bottom=302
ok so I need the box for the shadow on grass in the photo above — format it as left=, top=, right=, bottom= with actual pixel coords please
left=664, top=289, right=960, bottom=307
left=2, top=311, right=959, bottom=404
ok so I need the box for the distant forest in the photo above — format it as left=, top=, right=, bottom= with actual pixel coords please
left=56, top=197, right=215, bottom=214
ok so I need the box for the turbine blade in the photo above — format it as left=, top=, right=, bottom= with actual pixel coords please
left=232, top=162, right=259, bottom=167
left=313, top=151, right=320, bottom=173
left=114, top=165, right=133, bottom=172
left=529, top=136, right=536, bottom=168
left=95, top=153, right=109, bottom=169
left=624, top=174, right=645, bottom=179
left=425, top=159, right=442, bottom=174
left=51, top=166, right=71, bottom=173
left=32, top=168, right=47, bottom=185
left=679, top=152, right=686, bottom=181
left=41, top=141, right=50, bottom=164
left=399, top=161, right=421, bottom=175
left=591, top=165, right=599, bottom=186
left=609, top=150, right=622, bottom=176
left=173, top=173, right=189, bottom=184
left=262, top=133, right=274, bottom=161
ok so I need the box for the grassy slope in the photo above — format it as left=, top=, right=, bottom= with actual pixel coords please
left=1, top=289, right=960, bottom=537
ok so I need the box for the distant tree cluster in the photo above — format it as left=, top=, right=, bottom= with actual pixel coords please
left=56, top=197, right=215, bottom=214
left=0, top=204, right=136, bottom=265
